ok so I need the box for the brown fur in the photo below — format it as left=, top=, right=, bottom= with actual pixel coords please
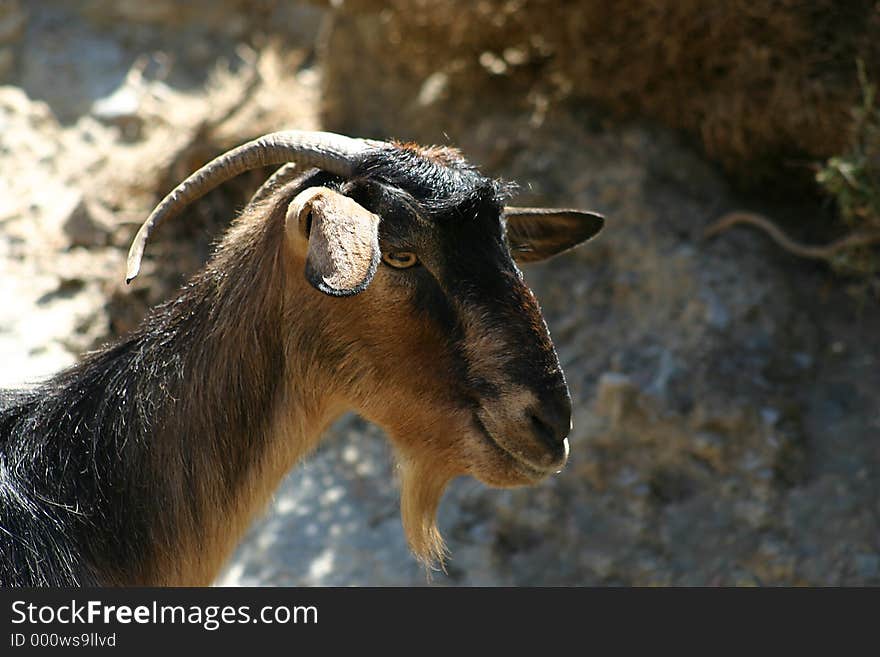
left=3, top=138, right=595, bottom=586
left=133, top=196, right=297, bottom=584
left=127, top=183, right=497, bottom=577
left=393, top=141, right=467, bottom=167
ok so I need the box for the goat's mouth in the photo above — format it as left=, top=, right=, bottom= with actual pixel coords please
left=472, top=414, right=568, bottom=483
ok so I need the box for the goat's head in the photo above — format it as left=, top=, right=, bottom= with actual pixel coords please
left=126, top=131, right=603, bottom=563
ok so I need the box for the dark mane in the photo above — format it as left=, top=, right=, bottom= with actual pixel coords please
left=354, top=144, right=515, bottom=219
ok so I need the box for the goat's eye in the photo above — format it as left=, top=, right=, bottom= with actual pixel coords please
left=382, top=251, right=419, bottom=269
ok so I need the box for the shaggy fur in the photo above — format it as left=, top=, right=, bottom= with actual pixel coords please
left=0, top=143, right=590, bottom=586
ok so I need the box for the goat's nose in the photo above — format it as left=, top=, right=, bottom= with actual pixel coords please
left=528, top=391, right=572, bottom=459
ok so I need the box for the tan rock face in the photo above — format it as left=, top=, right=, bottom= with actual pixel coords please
left=2, top=1, right=879, bottom=586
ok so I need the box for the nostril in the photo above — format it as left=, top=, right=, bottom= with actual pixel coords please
left=529, top=411, right=568, bottom=453
left=529, top=391, right=572, bottom=451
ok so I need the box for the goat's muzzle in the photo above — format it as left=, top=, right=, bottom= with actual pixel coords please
left=474, top=381, right=572, bottom=481
left=527, top=387, right=573, bottom=468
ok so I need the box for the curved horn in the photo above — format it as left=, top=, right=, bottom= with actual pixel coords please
left=126, top=130, right=381, bottom=283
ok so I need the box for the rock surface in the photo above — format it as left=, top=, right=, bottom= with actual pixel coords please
left=1, top=1, right=878, bottom=586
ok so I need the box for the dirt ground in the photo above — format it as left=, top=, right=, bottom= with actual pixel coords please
left=2, top=1, right=878, bottom=585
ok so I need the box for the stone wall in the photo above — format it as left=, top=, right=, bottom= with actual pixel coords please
left=2, top=1, right=878, bottom=585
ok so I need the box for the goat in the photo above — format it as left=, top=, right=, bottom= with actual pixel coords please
left=0, top=131, right=604, bottom=586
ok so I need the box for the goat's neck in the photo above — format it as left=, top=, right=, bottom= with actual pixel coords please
left=137, top=212, right=347, bottom=585
left=1, top=200, right=346, bottom=586
left=51, top=206, right=339, bottom=585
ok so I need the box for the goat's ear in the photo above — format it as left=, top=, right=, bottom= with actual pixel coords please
left=503, top=207, right=604, bottom=263
left=286, top=187, right=380, bottom=296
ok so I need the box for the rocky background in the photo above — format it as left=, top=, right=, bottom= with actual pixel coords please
left=2, top=0, right=878, bottom=585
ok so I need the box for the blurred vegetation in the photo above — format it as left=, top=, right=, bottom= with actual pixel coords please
left=333, top=0, right=880, bottom=190
left=329, top=0, right=880, bottom=286
left=815, top=60, right=880, bottom=281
